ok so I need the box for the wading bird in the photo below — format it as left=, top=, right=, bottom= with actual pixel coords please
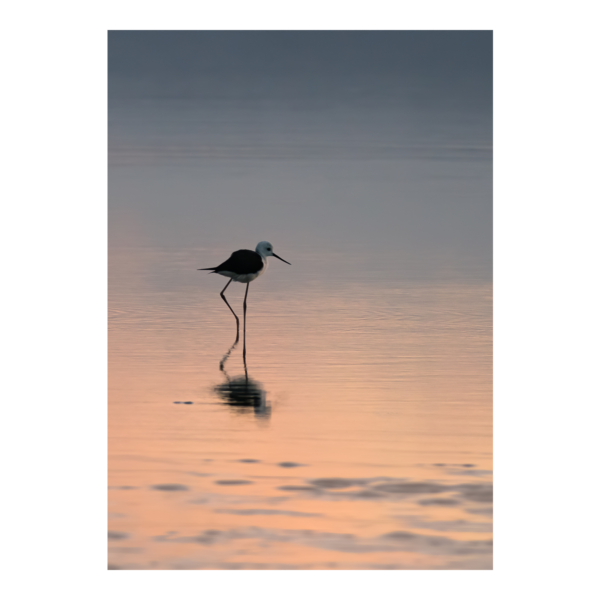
left=199, top=241, right=291, bottom=349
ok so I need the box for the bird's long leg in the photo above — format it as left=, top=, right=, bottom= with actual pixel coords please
left=243, top=282, right=249, bottom=360
left=220, top=279, right=239, bottom=343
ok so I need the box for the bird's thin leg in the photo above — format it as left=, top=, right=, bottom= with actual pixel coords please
left=243, top=282, right=249, bottom=360
left=220, top=279, right=239, bottom=343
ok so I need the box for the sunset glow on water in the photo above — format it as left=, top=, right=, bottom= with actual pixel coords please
left=108, top=31, right=492, bottom=569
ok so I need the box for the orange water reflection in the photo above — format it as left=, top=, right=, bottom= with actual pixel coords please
left=109, top=246, right=492, bottom=569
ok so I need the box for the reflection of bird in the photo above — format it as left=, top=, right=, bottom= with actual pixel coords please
left=198, top=242, right=291, bottom=350
left=213, top=374, right=270, bottom=419
left=215, top=340, right=270, bottom=420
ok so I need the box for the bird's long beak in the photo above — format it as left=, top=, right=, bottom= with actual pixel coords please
left=273, top=253, right=291, bottom=265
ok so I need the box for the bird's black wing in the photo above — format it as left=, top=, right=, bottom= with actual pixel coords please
left=203, top=250, right=263, bottom=275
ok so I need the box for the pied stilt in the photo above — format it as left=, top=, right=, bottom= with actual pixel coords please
left=199, top=241, right=291, bottom=348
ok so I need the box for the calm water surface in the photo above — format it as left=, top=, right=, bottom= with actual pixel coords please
left=108, top=31, right=492, bottom=569
left=108, top=244, right=492, bottom=569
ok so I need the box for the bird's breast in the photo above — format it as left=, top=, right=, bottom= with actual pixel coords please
left=231, top=271, right=261, bottom=283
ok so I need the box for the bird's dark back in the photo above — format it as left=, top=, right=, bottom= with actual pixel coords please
left=212, top=249, right=263, bottom=274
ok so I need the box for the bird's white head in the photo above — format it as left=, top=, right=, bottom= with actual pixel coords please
left=256, top=241, right=274, bottom=257
left=255, top=241, right=291, bottom=265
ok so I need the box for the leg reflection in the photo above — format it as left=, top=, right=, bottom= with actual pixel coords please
left=215, top=338, right=270, bottom=421
left=219, top=338, right=238, bottom=373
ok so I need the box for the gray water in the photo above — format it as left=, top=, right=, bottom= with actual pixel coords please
left=108, top=31, right=492, bottom=570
